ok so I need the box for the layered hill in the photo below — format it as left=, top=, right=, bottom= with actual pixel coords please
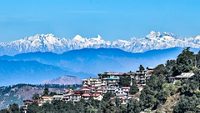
left=0, top=47, right=195, bottom=86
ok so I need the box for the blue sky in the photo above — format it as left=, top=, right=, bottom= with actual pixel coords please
left=0, top=0, right=200, bottom=42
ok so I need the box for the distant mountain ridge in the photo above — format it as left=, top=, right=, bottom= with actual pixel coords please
left=0, top=60, right=88, bottom=86
left=43, top=76, right=82, bottom=85
left=0, top=47, right=195, bottom=86
left=1, top=31, right=200, bottom=56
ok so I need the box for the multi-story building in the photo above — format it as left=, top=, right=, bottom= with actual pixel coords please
left=91, top=93, right=103, bottom=101
left=70, top=91, right=82, bottom=102
left=82, top=78, right=105, bottom=87
left=39, top=96, right=53, bottom=106
left=99, top=72, right=123, bottom=78
left=168, top=72, right=195, bottom=83
left=129, top=68, right=154, bottom=85
left=52, top=94, right=64, bottom=100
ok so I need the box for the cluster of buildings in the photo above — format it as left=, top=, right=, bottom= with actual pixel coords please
left=23, top=68, right=154, bottom=111
left=22, top=66, right=196, bottom=113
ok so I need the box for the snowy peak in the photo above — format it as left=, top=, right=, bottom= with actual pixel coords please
left=14, top=34, right=58, bottom=46
left=93, top=35, right=103, bottom=40
left=146, top=31, right=161, bottom=39
left=1, top=31, right=200, bottom=56
left=73, top=34, right=104, bottom=42
left=73, top=35, right=85, bottom=42
left=24, top=34, right=56, bottom=42
left=10, top=34, right=65, bottom=52
left=146, top=31, right=175, bottom=40
left=194, top=35, right=200, bottom=40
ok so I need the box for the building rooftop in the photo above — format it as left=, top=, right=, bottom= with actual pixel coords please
left=82, top=93, right=91, bottom=97
left=100, top=72, right=126, bottom=76
left=176, top=72, right=194, bottom=79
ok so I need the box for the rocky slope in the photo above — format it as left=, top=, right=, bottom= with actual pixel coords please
left=0, top=84, right=72, bottom=110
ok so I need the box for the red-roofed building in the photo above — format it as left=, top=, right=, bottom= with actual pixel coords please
left=82, top=93, right=91, bottom=100
left=91, top=93, right=103, bottom=101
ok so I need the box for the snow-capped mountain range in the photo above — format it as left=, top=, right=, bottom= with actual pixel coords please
left=1, top=31, right=200, bottom=56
